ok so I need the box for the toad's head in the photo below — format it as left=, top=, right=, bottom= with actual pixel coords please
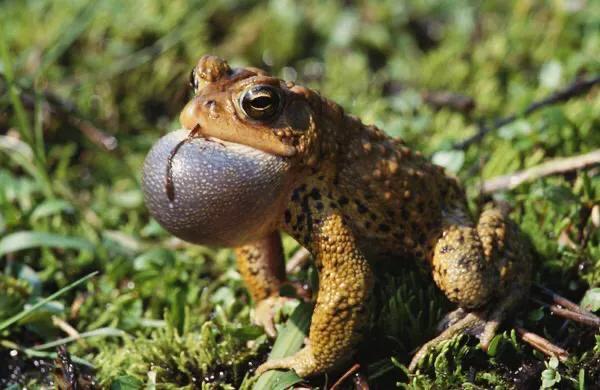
left=142, top=56, right=337, bottom=247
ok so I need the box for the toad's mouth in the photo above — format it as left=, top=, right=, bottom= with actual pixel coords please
left=165, top=124, right=204, bottom=201
left=179, top=100, right=297, bottom=158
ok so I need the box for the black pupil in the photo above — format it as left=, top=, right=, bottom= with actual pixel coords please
left=251, top=96, right=272, bottom=109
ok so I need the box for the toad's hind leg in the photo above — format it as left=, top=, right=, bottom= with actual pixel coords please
left=410, top=208, right=532, bottom=371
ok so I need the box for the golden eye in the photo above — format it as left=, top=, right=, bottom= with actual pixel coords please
left=240, top=85, right=282, bottom=121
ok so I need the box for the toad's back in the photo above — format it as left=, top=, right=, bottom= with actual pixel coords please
left=284, top=108, right=468, bottom=265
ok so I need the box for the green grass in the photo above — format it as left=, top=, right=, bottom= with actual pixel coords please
left=1, top=0, right=599, bottom=388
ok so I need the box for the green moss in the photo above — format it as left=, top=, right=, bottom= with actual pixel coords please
left=1, top=0, right=598, bottom=387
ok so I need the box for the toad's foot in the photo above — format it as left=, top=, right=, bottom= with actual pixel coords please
left=409, top=309, right=491, bottom=372
left=253, top=281, right=312, bottom=338
left=253, top=296, right=297, bottom=338
left=256, top=346, right=318, bottom=377
left=409, top=288, right=600, bottom=371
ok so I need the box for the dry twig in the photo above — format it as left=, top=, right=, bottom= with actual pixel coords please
left=481, top=149, right=600, bottom=193
left=515, top=327, right=569, bottom=362
left=330, top=363, right=362, bottom=390
left=454, top=76, right=600, bottom=150
left=422, top=90, right=475, bottom=114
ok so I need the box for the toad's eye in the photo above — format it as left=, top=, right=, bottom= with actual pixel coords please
left=240, top=85, right=283, bottom=121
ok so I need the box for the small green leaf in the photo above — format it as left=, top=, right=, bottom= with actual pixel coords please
left=539, top=60, right=562, bottom=89
left=0, top=231, right=94, bottom=256
left=528, top=307, right=545, bottom=322
left=541, top=368, right=560, bottom=388
left=109, top=189, right=144, bottom=209
left=486, top=334, right=502, bottom=357
left=229, top=325, right=264, bottom=341
left=580, top=288, right=600, bottom=313
left=30, top=199, right=74, bottom=221
left=111, top=375, right=143, bottom=390
left=16, top=263, right=42, bottom=296
left=431, top=150, right=465, bottom=173
left=579, top=368, right=585, bottom=390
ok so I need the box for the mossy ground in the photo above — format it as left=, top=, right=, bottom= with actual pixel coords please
left=1, top=1, right=599, bottom=388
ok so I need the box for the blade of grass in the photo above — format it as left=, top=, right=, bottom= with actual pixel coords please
left=36, top=0, right=101, bottom=76
left=32, top=78, right=46, bottom=164
left=0, top=271, right=98, bottom=332
left=0, top=32, right=32, bottom=145
left=31, top=327, right=130, bottom=350
left=253, top=302, right=312, bottom=390
left=0, top=231, right=94, bottom=256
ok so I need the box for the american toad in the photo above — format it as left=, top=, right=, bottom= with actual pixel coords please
left=141, top=55, right=597, bottom=377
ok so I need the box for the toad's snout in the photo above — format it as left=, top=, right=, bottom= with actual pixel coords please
left=142, top=130, right=292, bottom=247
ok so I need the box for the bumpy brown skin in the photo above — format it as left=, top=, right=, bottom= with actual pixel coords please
left=179, top=55, right=532, bottom=377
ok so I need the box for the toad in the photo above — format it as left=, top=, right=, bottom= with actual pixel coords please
left=141, top=55, right=599, bottom=377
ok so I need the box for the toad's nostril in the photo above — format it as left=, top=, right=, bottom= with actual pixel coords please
left=204, top=100, right=219, bottom=119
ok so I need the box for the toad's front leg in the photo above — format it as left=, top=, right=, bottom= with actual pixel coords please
left=236, top=232, right=297, bottom=338
left=256, top=213, right=374, bottom=377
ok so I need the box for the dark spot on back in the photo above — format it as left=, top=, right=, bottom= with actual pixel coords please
left=284, top=209, right=291, bottom=223
left=378, top=223, right=391, bottom=232
left=291, top=189, right=301, bottom=202
left=309, top=188, right=321, bottom=200
left=338, top=196, right=349, bottom=206
left=354, top=200, right=368, bottom=214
